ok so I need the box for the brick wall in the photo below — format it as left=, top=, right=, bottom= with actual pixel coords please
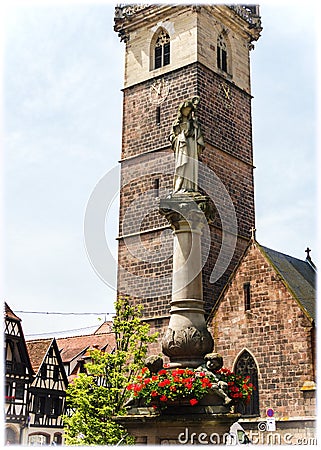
left=211, top=242, right=316, bottom=418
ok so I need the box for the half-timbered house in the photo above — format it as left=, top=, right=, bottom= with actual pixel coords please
left=4, top=303, right=34, bottom=445
left=25, top=338, right=68, bottom=445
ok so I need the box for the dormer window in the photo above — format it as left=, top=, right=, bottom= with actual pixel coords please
left=217, top=33, right=228, bottom=73
left=154, top=30, right=170, bottom=69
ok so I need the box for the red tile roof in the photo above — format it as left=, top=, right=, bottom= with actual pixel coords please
left=56, top=327, right=115, bottom=364
left=26, top=339, right=52, bottom=373
left=4, top=302, right=21, bottom=322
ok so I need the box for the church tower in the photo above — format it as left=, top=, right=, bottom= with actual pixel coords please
left=114, top=5, right=262, bottom=343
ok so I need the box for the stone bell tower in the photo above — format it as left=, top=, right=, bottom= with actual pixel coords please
left=114, top=5, right=262, bottom=346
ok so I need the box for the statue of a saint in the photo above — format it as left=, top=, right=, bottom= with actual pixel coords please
left=169, top=96, right=205, bottom=194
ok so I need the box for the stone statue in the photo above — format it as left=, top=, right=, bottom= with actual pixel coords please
left=196, top=353, right=232, bottom=406
left=144, top=355, right=164, bottom=374
left=169, top=96, right=205, bottom=194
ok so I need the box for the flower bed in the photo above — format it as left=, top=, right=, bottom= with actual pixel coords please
left=126, top=366, right=254, bottom=410
left=217, top=367, right=254, bottom=403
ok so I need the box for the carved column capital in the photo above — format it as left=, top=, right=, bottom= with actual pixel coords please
left=159, top=193, right=214, bottom=231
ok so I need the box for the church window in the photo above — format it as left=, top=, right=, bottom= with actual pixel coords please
left=217, top=33, right=228, bottom=73
left=234, top=350, right=259, bottom=417
left=154, top=30, right=170, bottom=69
left=243, top=282, right=251, bottom=311
left=154, top=178, right=160, bottom=197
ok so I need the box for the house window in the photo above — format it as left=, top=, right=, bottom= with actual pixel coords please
left=28, top=434, right=50, bottom=446
left=217, top=33, right=228, bottom=73
left=35, top=396, right=46, bottom=414
left=53, top=366, right=60, bottom=381
left=234, top=350, right=259, bottom=417
left=53, top=433, right=63, bottom=445
left=6, top=341, right=14, bottom=362
left=40, top=363, right=47, bottom=379
left=154, top=30, right=170, bottom=69
left=49, top=397, right=62, bottom=417
left=14, top=382, right=25, bottom=400
left=243, top=282, right=251, bottom=311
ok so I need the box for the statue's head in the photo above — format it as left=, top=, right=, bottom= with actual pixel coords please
left=144, top=355, right=164, bottom=374
left=178, top=96, right=200, bottom=118
left=204, top=352, right=223, bottom=372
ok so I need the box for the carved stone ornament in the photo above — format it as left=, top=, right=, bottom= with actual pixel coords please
left=162, top=326, right=214, bottom=359
left=159, top=193, right=215, bottom=229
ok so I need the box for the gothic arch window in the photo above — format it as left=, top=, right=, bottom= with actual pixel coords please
left=152, top=29, right=170, bottom=70
left=234, top=350, right=259, bottom=417
left=217, top=33, right=228, bottom=73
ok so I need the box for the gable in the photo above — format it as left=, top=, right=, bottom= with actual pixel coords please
left=5, top=304, right=33, bottom=376
left=27, top=339, right=68, bottom=390
left=209, top=241, right=316, bottom=323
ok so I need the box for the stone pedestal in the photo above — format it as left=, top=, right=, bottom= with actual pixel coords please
left=115, top=409, right=240, bottom=445
left=159, top=193, right=214, bottom=367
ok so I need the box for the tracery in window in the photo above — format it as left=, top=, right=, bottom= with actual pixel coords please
left=217, top=33, right=228, bottom=73
left=154, top=29, right=170, bottom=70
left=234, top=350, right=259, bottom=416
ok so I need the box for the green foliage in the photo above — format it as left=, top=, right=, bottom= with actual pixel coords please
left=63, top=298, right=158, bottom=445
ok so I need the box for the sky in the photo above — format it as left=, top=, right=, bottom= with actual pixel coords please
left=1, top=1, right=319, bottom=338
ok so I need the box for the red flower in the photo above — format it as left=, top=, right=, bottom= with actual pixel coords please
left=151, top=390, right=159, bottom=397
left=160, top=395, right=168, bottom=402
left=152, top=375, right=158, bottom=381
left=133, top=383, right=143, bottom=392
left=189, top=398, right=198, bottom=406
left=141, top=367, right=148, bottom=375
left=158, top=369, right=167, bottom=376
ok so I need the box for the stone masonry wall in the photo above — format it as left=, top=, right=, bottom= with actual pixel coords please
left=211, top=242, right=316, bottom=418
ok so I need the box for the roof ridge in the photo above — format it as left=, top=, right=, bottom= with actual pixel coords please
left=260, top=244, right=308, bottom=264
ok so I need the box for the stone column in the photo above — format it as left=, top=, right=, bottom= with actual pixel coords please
left=160, top=193, right=214, bottom=368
